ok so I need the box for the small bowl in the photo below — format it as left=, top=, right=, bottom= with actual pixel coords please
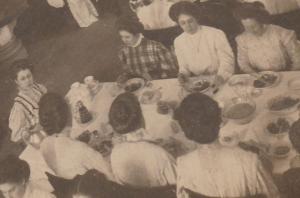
left=223, top=97, right=256, bottom=125
left=263, top=116, right=293, bottom=138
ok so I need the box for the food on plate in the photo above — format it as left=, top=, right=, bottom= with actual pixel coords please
left=266, top=118, right=290, bottom=134
left=140, top=90, right=161, bottom=104
left=268, top=96, right=300, bottom=111
left=253, top=73, right=278, bottom=88
left=157, top=101, right=170, bottom=114
left=224, top=103, right=255, bottom=119
left=77, top=131, right=91, bottom=143
left=190, top=80, right=210, bottom=92
left=274, top=146, right=291, bottom=156
left=125, top=82, right=142, bottom=92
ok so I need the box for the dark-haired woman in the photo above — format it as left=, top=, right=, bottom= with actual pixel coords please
left=0, top=155, right=55, bottom=198
left=109, top=92, right=176, bottom=187
left=9, top=59, right=47, bottom=143
left=174, top=93, right=280, bottom=198
left=169, top=1, right=234, bottom=85
left=235, top=2, right=300, bottom=73
left=117, top=17, right=178, bottom=80
left=38, top=92, right=113, bottom=181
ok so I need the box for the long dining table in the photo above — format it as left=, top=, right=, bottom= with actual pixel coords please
left=20, top=71, right=300, bottom=191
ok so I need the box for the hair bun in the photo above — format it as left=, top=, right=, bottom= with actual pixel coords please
left=253, top=1, right=266, bottom=10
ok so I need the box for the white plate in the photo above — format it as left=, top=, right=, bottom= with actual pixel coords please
left=140, top=89, right=162, bottom=104
left=266, top=94, right=300, bottom=115
left=124, top=78, right=145, bottom=92
left=252, top=71, right=281, bottom=89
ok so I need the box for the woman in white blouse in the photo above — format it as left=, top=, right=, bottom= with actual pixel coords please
left=109, top=92, right=176, bottom=187
left=9, top=59, right=47, bottom=143
left=235, top=2, right=300, bottom=73
left=38, top=93, right=113, bottom=181
left=169, top=1, right=235, bottom=85
left=174, top=93, right=280, bottom=198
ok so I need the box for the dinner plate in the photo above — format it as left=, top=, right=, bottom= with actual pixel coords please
left=124, top=78, right=145, bottom=92
left=140, top=89, right=162, bottom=104
left=228, top=75, right=252, bottom=87
left=262, top=115, right=293, bottom=138
left=252, top=71, right=281, bottom=89
left=266, top=94, right=300, bottom=115
left=187, top=79, right=211, bottom=93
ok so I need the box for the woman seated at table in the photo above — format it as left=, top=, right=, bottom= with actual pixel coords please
left=9, top=59, right=47, bottom=143
left=169, top=1, right=234, bottom=86
left=234, top=2, right=300, bottom=73
left=38, top=92, right=113, bottom=181
left=174, top=93, right=280, bottom=198
left=129, top=0, right=191, bottom=48
left=116, top=17, right=178, bottom=80
left=0, top=155, right=55, bottom=198
left=109, top=92, right=176, bottom=187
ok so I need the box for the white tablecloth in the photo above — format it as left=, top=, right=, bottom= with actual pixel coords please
left=20, top=71, right=300, bottom=186
left=67, top=71, right=300, bottom=174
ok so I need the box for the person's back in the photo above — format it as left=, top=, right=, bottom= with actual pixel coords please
left=178, top=144, right=273, bottom=197
left=111, top=141, right=176, bottom=187
left=41, top=135, right=107, bottom=178
left=38, top=92, right=113, bottom=181
left=173, top=93, right=279, bottom=198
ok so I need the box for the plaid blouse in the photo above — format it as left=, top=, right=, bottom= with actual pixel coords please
left=118, top=37, right=178, bottom=79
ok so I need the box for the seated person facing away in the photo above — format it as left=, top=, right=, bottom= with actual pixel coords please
left=169, top=1, right=234, bottom=86
left=68, top=169, right=176, bottom=198
left=0, top=155, right=55, bottom=198
left=174, top=93, right=280, bottom=198
left=235, top=2, right=300, bottom=73
left=282, top=119, right=300, bottom=198
left=109, top=92, right=177, bottom=187
left=38, top=92, right=113, bottom=181
left=9, top=59, right=47, bottom=143
left=116, top=17, right=178, bottom=80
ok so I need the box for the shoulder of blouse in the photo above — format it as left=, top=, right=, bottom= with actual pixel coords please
left=177, top=149, right=197, bottom=166
left=174, top=32, right=186, bottom=46
left=10, top=99, right=25, bottom=114
left=267, top=24, right=295, bottom=37
left=201, top=25, right=226, bottom=36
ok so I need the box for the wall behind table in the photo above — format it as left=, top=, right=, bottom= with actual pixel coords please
left=244, top=0, right=299, bottom=15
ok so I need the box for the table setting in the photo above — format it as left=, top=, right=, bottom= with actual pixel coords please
left=19, top=71, right=300, bottom=189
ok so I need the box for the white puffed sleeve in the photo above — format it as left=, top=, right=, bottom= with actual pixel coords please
left=174, top=37, right=191, bottom=76
left=236, top=35, right=257, bottom=73
left=214, top=30, right=235, bottom=80
left=276, top=26, right=300, bottom=70
left=9, top=103, right=29, bottom=142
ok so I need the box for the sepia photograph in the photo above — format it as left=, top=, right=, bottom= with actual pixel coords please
left=1, top=0, right=300, bottom=197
